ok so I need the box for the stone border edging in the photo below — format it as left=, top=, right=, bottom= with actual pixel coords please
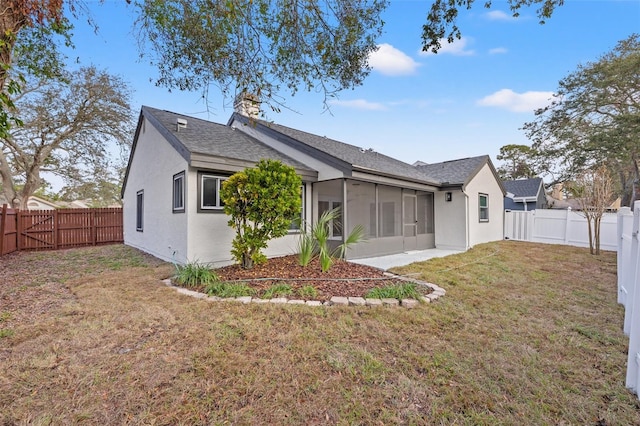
left=160, top=271, right=445, bottom=308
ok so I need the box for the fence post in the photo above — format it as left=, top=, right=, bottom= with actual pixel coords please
left=619, top=207, right=632, bottom=305
left=625, top=206, right=640, bottom=335
left=91, top=209, right=97, bottom=246
left=563, top=207, right=572, bottom=245
left=53, top=209, right=59, bottom=250
left=626, top=200, right=640, bottom=395
left=16, top=208, right=22, bottom=251
left=0, top=204, right=6, bottom=255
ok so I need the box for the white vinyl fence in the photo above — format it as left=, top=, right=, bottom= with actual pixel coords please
left=617, top=203, right=640, bottom=398
left=504, top=208, right=619, bottom=251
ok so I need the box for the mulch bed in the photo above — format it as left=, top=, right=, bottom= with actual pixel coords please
left=182, top=254, right=425, bottom=302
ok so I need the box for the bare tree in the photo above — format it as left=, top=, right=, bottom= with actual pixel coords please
left=568, top=166, right=616, bottom=255
left=0, top=66, right=134, bottom=209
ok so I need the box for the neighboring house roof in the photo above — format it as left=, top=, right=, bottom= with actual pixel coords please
left=414, top=156, right=505, bottom=194
left=503, top=178, right=543, bottom=200
left=230, top=113, right=442, bottom=186
left=0, top=195, right=59, bottom=209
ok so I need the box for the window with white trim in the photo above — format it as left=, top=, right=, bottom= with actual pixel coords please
left=199, top=174, right=227, bottom=211
left=173, top=171, right=185, bottom=213
left=136, top=190, right=144, bottom=231
left=479, top=193, right=489, bottom=222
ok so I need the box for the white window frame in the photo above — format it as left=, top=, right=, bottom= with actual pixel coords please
left=479, top=193, right=489, bottom=222
left=136, top=190, right=144, bottom=231
left=289, top=184, right=306, bottom=232
left=200, top=174, right=227, bottom=211
left=173, top=171, right=185, bottom=213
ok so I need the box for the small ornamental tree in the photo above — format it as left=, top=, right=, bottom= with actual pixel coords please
left=568, top=166, right=616, bottom=255
left=220, top=159, right=302, bottom=269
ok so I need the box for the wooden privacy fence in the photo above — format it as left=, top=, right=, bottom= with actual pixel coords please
left=0, top=204, right=123, bottom=256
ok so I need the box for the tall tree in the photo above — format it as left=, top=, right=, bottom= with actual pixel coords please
left=0, top=66, right=134, bottom=209
left=523, top=34, right=640, bottom=206
left=0, top=1, right=73, bottom=137
left=422, top=0, right=563, bottom=53
left=496, top=144, right=538, bottom=181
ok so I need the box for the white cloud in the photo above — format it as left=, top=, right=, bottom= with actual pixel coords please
left=477, top=89, right=555, bottom=112
left=328, top=99, right=387, bottom=111
left=418, top=37, right=475, bottom=56
left=489, top=47, right=508, bottom=55
left=368, top=43, right=420, bottom=76
left=485, top=10, right=514, bottom=21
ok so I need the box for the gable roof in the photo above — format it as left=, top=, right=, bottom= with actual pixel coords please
left=142, top=107, right=314, bottom=171
left=122, top=107, right=317, bottom=196
left=230, top=113, right=441, bottom=186
left=503, top=178, right=543, bottom=199
left=414, top=155, right=499, bottom=188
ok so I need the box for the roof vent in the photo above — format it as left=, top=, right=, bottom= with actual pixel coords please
left=176, top=118, right=187, bottom=131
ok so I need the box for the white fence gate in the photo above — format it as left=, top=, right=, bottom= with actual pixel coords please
left=617, top=203, right=640, bottom=398
left=505, top=208, right=619, bottom=251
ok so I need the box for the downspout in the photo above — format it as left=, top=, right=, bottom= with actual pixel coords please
left=342, top=178, right=348, bottom=258
left=464, top=190, right=470, bottom=250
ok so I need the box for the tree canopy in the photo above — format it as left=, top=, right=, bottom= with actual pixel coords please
left=0, top=66, right=134, bottom=209
left=496, top=144, right=538, bottom=181
left=422, top=0, right=563, bottom=53
left=133, top=0, right=387, bottom=114
left=523, top=34, right=640, bottom=206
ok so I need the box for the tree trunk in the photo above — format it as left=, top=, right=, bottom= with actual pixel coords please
left=586, top=214, right=594, bottom=255
left=594, top=216, right=601, bottom=255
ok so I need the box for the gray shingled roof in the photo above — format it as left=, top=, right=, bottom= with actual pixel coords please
left=503, top=178, right=543, bottom=198
left=235, top=114, right=441, bottom=185
left=414, top=156, right=489, bottom=185
left=142, top=106, right=313, bottom=171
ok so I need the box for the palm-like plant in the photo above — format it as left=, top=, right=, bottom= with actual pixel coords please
left=297, top=206, right=365, bottom=272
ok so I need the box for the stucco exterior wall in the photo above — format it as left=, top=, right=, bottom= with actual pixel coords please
left=123, top=117, right=189, bottom=263
left=434, top=188, right=468, bottom=251
left=465, top=164, right=504, bottom=247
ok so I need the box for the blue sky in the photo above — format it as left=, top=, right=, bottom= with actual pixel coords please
left=67, top=0, right=639, bottom=168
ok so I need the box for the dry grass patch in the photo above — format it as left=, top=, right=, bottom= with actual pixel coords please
left=0, top=241, right=639, bottom=424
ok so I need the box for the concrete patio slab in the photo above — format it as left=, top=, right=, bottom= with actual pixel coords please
left=350, top=248, right=462, bottom=270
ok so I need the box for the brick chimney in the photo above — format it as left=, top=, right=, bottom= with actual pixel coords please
left=234, top=92, right=261, bottom=118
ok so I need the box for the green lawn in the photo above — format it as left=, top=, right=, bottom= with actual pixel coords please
left=0, top=241, right=638, bottom=424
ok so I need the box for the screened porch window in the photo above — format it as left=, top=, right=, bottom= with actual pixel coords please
left=318, top=200, right=343, bottom=239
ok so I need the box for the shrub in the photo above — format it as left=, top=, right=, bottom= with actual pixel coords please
left=298, top=285, right=318, bottom=299
left=262, top=283, right=293, bottom=299
left=221, top=159, right=302, bottom=269
left=365, top=282, right=422, bottom=300
left=205, top=282, right=255, bottom=298
left=298, top=206, right=365, bottom=272
left=174, top=261, right=219, bottom=287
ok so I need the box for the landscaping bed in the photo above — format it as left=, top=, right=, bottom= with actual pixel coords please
left=174, top=254, right=429, bottom=301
